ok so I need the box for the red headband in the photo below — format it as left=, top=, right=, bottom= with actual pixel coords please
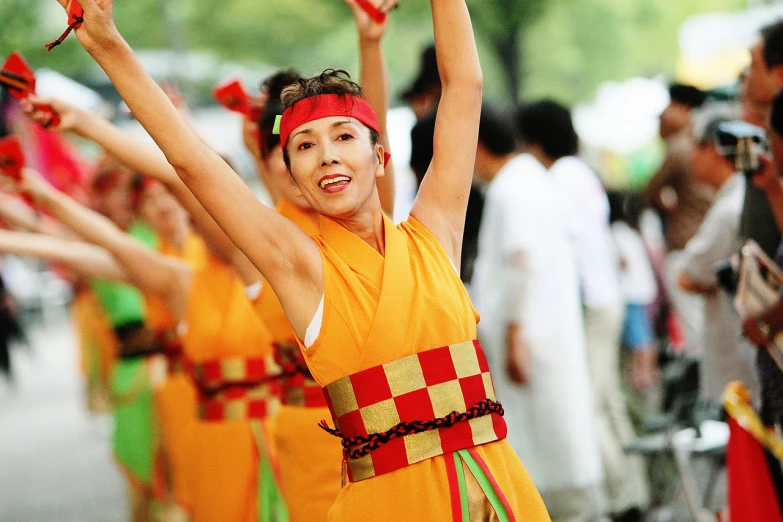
left=131, top=177, right=160, bottom=209
left=278, top=94, right=390, bottom=166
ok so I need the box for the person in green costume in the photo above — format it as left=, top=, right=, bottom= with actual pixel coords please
left=87, top=162, right=162, bottom=522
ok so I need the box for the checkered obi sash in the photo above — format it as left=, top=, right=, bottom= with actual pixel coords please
left=320, top=340, right=507, bottom=482
left=190, top=355, right=282, bottom=421
left=275, top=342, right=328, bottom=408
left=156, top=330, right=187, bottom=375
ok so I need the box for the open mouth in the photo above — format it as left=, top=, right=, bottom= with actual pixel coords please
left=319, top=175, right=351, bottom=193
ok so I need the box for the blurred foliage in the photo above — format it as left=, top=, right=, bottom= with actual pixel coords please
left=0, top=0, right=751, bottom=107
left=523, top=0, right=748, bottom=104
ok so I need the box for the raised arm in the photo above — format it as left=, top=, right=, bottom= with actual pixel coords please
left=0, top=192, right=75, bottom=239
left=60, top=0, right=322, bottom=335
left=408, top=0, right=482, bottom=267
left=21, top=96, right=261, bottom=286
left=18, top=167, right=192, bottom=317
left=346, top=0, right=396, bottom=217
left=0, top=229, right=128, bottom=281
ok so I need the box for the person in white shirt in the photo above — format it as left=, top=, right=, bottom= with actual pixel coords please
left=608, top=192, right=660, bottom=391
left=516, top=100, right=649, bottom=522
left=472, top=106, right=604, bottom=522
left=678, top=114, right=761, bottom=403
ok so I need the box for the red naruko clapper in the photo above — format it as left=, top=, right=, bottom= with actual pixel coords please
left=0, top=53, right=61, bottom=128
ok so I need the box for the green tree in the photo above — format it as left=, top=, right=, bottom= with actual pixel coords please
left=467, top=0, right=549, bottom=103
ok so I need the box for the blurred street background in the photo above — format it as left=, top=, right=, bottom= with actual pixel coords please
left=0, top=263, right=127, bottom=522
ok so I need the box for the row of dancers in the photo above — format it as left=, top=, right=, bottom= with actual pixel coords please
left=0, top=0, right=552, bottom=521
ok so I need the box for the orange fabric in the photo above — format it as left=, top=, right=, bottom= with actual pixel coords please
left=183, top=250, right=276, bottom=522
left=253, top=198, right=341, bottom=521
left=301, top=215, right=550, bottom=521
left=71, top=286, right=116, bottom=411
left=272, top=406, right=343, bottom=521
left=147, top=232, right=207, bottom=512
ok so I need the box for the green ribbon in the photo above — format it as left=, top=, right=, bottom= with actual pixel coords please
left=252, top=421, right=289, bottom=522
left=453, top=451, right=470, bottom=522
left=456, top=449, right=510, bottom=522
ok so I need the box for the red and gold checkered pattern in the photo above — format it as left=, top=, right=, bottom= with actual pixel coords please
left=191, top=355, right=282, bottom=422
left=157, top=330, right=186, bottom=375
left=323, top=340, right=506, bottom=482
left=275, top=342, right=328, bottom=408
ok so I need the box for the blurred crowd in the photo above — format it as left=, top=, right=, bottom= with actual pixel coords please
left=2, top=4, right=783, bottom=522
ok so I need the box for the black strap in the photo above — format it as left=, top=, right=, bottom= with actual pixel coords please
left=45, top=17, right=84, bottom=51
left=319, top=398, right=504, bottom=460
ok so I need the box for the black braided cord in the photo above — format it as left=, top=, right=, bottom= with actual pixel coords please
left=278, top=361, right=313, bottom=380
left=319, top=398, right=504, bottom=460
left=45, top=17, right=84, bottom=51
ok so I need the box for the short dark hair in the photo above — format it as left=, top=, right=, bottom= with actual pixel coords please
left=762, top=19, right=783, bottom=68
left=280, top=69, right=363, bottom=108
left=477, top=104, right=517, bottom=157
left=280, top=69, right=378, bottom=169
left=402, top=44, right=440, bottom=101
left=668, top=83, right=706, bottom=108
left=515, top=100, right=578, bottom=160
left=409, top=115, right=435, bottom=187
left=771, top=89, right=783, bottom=137
left=258, top=69, right=301, bottom=159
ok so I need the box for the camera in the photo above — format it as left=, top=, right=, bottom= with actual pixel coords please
left=714, top=121, right=768, bottom=178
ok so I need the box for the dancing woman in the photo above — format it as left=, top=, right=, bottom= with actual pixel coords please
left=4, top=166, right=283, bottom=522
left=57, top=0, right=551, bottom=519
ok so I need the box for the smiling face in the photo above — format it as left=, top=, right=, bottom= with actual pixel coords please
left=285, top=116, right=384, bottom=219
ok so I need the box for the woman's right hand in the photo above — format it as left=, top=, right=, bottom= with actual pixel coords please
left=55, top=0, right=121, bottom=53
left=20, top=96, right=84, bottom=133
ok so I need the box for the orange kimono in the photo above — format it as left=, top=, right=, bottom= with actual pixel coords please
left=182, top=251, right=282, bottom=522
left=146, top=233, right=206, bottom=513
left=300, top=215, right=550, bottom=521
left=72, top=285, right=115, bottom=413
left=253, top=198, right=343, bottom=521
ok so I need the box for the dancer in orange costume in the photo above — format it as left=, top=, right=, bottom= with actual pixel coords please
left=238, top=4, right=396, bottom=518
left=71, top=282, right=115, bottom=413
left=20, top=87, right=280, bottom=519
left=3, top=166, right=282, bottom=522
left=61, top=0, right=551, bottom=518
left=136, top=185, right=207, bottom=517
left=248, top=71, right=339, bottom=522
